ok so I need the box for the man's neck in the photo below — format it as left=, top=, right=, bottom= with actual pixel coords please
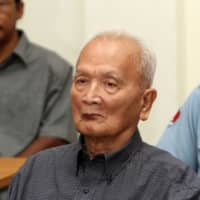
left=84, top=128, right=135, bottom=158
left=0, top=31, right=20, bottom=63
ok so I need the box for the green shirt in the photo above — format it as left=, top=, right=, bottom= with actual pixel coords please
left=0, top=31, right=77, bottom=156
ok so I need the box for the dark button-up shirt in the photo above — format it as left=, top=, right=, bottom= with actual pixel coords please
left=8, top=130, right=200, bottom=200
left=0, top=31, right=77, bottom=156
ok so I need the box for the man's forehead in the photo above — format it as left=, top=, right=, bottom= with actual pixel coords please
left=75, top=64, right=121, bottom=76
left=75, top=35, right=142, bottom=84
left=85, top=36, right=139, bottom=52
left=78, top=38, right=140, bottom=66
left=75, top=60, right=139, bottom=85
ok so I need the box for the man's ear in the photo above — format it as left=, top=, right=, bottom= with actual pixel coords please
left=139, top=88, right=157, bottom=121
left=16, top=1, right=24, bottom=20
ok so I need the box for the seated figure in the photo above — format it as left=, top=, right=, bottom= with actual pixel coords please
left=0, top=0, right=77, bottom=199
left=158, top=85, right=200, bottom=175
left=8, top=31, right=200, bottom=200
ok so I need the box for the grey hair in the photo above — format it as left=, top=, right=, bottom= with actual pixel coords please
left=138, top=40, right=156, bottom=87
left=90, top=31, right=156, bottom=88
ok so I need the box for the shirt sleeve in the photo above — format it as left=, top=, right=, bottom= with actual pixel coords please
left=7, top=157, right=35, bottom=200
left=39, top=60, right=77, bottom=143
left=158, top=86, right=200, bottom=173
left=167, top=166, right=200, bottom=200
left=7, top=173, right=22, bottom=200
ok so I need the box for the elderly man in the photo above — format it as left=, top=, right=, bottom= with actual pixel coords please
left=8, top=32, right=200, bottom=200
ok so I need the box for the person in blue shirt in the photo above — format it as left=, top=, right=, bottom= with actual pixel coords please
left=158, top=85, right=200, bottom=174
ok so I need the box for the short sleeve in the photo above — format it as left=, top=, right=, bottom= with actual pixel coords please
left=158, top=86, right=200, bottom=172
left=167, top=166, right=200, bottom=200
left=39, top=61, right=77, bottom=143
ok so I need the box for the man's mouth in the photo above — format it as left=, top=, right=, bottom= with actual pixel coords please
left=82, top=113, right=104, bottom=120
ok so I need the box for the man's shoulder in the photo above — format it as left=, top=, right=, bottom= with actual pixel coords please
left=35, top=143, right=78, bottom=159
left=27, top=41, right=73, bottom=77
left=140, top=145, right=200, bottom=199
left=21, top=143, right=79, bottom=172
left=142, top=143, right=189, bottom=171
left=192, top=85, right=200, bottom=95
left=184, top=85, right=200, bottom=105
left=139, top=143, right=199, bottom=183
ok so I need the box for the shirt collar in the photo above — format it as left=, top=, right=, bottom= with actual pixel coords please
left=76, top=129, right=143, bottom=181
left=13, top=30, right=30, bottom=66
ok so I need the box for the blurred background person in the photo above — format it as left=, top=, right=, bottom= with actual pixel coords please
left=0, top=0, right=77, bottom=198
left=158, top=85, right=200, bottom=174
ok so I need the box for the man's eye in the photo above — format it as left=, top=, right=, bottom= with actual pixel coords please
left=104, top=81, right=119, bottom=93
left=74, top=78, right=89, bottom=90
left=107, top=82, right=116, bottom=87
left=76, top=78, right=88, bottom=85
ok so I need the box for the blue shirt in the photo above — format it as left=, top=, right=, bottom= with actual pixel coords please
left=158, top=85, right=200, bottom=174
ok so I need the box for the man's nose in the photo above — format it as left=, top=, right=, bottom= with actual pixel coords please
left=82, top=82, right=102, bottom=105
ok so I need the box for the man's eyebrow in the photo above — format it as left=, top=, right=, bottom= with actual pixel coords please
left=74, top=70, right=123, bottom=81
left=74, top=70, right=86, bottom=76
left=102, top=71, right=122, bottom=80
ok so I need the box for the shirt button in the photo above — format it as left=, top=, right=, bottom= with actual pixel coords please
left=83, top=188, right=89, bottom=194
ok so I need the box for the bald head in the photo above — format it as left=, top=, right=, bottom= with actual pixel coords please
left=72, top=31, right=157, bottom=151
left=77, top=31, right=156, bottom=88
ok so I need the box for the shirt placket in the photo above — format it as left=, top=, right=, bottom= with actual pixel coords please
left=75, top=156, right=106, bottom=200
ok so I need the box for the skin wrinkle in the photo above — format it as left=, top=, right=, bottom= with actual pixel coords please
left=71, top=33, right=157, bottom=157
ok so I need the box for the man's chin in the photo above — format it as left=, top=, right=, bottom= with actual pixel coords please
left=77, top=126, right=106, bottom=137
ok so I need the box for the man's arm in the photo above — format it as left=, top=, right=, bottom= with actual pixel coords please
left=28, top=59, right=77, bottom=156
left=16, top=56, right=77, bottom=158
left=17, top=136, right=67, bottom=157
left=158, top=86, right=200, bottom=173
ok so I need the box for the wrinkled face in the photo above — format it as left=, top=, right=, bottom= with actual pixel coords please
left=71, top=39, right=147, bottom=138
left=0, top=0, right=23, bottom=44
